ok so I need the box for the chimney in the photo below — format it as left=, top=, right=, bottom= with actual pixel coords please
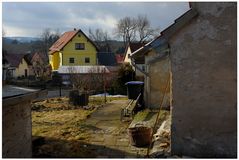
left=74, top=28, right=76, bottom=31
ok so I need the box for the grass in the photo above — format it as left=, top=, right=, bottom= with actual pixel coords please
left=32, top=96, right=127, bottom=157
left=89, top=96, right=128, bottom=105
left=130, top=109, right=170, bottom=128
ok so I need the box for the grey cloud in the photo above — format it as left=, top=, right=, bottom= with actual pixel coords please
left=3, top=2, right=189, bottom=37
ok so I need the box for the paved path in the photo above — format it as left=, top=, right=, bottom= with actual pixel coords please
left=83, top=100, right=148, bottom=158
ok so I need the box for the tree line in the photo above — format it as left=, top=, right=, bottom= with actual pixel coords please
left=3, top=14, right=159, bottom=58
left=89, top=14, right=159, bottom=51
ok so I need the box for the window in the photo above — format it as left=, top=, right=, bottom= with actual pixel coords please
left=75, top=43, right=85, bottom=50
left=128, top=54, right=130, bottom=58
left=69, top=58, right=74, bottom=63
left=24, top=69, right=28, bottom=77
left=142, top=65, right=145, bottom=71
left=85, top=57, right=90, bottom=63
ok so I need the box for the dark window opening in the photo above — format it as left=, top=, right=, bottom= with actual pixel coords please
left=24, top=69, right=28, bottom=77
left=69, top=58, right=75, bottom=63
left=142, top=66, right=145, bottom=71
left=85, top=57, right=90, bottom=63
left=75, top=43, right=85, bottom=50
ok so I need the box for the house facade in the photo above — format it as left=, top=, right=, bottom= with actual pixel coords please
left=4, top=53, right=33, bottom=78
left=131, top=2, right=236, bottom=158
left=49, top=29, right=98, bottom=71
left=124, top=43, right=145, bottom=78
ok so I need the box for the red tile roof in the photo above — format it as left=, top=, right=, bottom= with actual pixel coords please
left=49, top=30, right=78, bottom=54
left=5, top=53, right=32, bottom=67
left=115, top=54, right=124, bottom=64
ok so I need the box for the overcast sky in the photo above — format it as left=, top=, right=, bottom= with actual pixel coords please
left=3, top=2, right=190, bottom=38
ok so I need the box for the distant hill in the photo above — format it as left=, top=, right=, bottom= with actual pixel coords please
left=3, top=37, right=126, bottom=56
left=3, top=42, right=33, bottom=54
left=3, top=37, right=41, bottom=44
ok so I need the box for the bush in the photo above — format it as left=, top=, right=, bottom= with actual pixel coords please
left=112, top=63, right=135, bottom=95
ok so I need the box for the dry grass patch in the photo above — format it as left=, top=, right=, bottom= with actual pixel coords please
left=32, top=96, right=128, bottom=157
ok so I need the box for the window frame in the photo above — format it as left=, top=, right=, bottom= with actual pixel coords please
left=128, top=54, right=130, bottom=59
left=75, top=43, right=85, bottom=50
left=85, top=57, right=90, bottom=63
left=69, top=58, right=75, bottom=63
left=142, top=65, right=145, bottom=71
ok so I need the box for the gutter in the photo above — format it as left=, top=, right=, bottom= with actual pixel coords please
left=130, top=45, right=170, bottom=77
left=146, top=48, right=170, bottom=65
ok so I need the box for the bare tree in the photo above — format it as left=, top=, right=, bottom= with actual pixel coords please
left=40, top=28, right=60, bottom=61
left=88, top=66, right=110, bottom=103
left=88, top=28, right=111, bottom=52
left=136, top=15, right=159, bottom=43
left=68, top=66, right=111, bottom=103
left=116, top=16, right=137, bottom=47
left=115, top=15, right=160, bottom=45
left=32, top=60, right=51, bottom=80
left=68, top=67, right=89, bottom=91
left=41, top=28, right=51, bottom=56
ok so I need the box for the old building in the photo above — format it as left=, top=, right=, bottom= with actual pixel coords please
left=124, top=42, right=146, bottom=78
left=169, top=3, right=236, bottom=157
left=49, top=29, right=99, bottom=71
left=97, top=52, right=117, bottom=66
left=131, top=2, right=236, bottom=157
left=4, top=53, right=33, bottom=78
left=25, top=52, right=51, bottom=79
left=131, top=40, right=171, bottom=110
left=115, top=54, right=124, bottom=65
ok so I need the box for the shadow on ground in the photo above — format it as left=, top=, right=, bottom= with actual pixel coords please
left=33, top=136, right=135, bottom=158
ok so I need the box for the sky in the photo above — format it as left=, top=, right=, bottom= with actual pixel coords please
left=2, top=2, right=190, bottom=38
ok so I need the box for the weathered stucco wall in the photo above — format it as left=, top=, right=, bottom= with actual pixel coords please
left=145, top=50, right=171, bottom=109
left=3, top=96, right=32, bottom=158
left=170, top=2, right=237, bottom=157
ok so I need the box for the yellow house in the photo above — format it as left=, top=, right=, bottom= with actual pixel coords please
left=49, top=29, right=99, bottom=70
left=4, top=53, right=33, bottom=78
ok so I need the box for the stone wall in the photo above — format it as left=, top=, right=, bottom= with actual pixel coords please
left=3, top=96, right=32, bottom=158
left=170, top=2, right=237, bottom=157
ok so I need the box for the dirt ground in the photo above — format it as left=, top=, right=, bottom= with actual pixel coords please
left=32, top=97, right=169, bottom=158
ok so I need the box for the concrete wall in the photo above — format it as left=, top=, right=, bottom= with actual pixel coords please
left=136, top=64, right=146, bottom=81
left=3, top=96, right=32, bottom=158
left=145, top=50, right=171, bottom=109
left=170, top=2, right=237, bottom=157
